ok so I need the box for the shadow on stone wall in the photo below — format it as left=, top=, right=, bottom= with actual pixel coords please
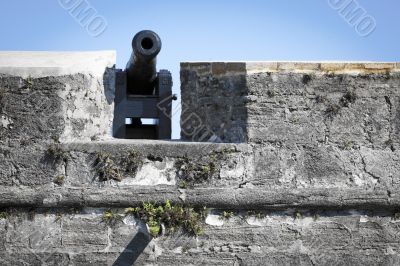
left=180, top=63, right=248, bottom=143
left=112, top=231, right=151, bottom=266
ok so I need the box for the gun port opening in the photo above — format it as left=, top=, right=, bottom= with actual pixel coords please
left=124, top=118, right=159, bottom=139
left=126, top=118, right=159, bottom=125
left=141, top=38, right=154, bottom=50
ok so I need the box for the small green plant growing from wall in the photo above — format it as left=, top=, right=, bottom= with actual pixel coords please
left=26, top=76, right=34, bottom=89
left=55, top=212, right=63, bottom=222
left=175, top=148, right=237, bottom=188
left=0, top=211, right=9, bottom=220
left=342, top=140, right=354, bottom=150
left=125, top=200, right=206, bottom=238
left=220, top=211, right=234, bottom=220
left=179, top=180, right=188, bottom=189
left=175, top=156, right=216, bottom=188
left=294, top=210, right=303, bottom=220
left=121, top=150, right=143, bottom=175
left=94, top=150, right=143, bottom=182
left=95, top=152, right=123, bottom=182
left=102, top=209, right=123, bottom=226
left=47, top=144, right=69, bottom=165
left=53, top=175, right=65, bottom=186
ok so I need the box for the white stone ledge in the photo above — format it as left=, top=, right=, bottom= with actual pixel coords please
left=181, top=61, right=400, bottom=75
left=0, top=51, right=116, bottom=78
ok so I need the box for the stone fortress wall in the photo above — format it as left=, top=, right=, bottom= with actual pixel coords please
left=1, top=52, right=400, bottom=265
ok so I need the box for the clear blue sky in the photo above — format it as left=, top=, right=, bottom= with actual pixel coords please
left=0, top=0, right=399, bottom=138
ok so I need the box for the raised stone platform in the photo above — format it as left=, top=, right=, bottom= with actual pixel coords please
left=2, top=58, right=400, bottom=265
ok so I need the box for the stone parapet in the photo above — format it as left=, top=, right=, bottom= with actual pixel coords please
left=0, top=51, right=115, bottom=143
left=180, top=62, right=400, bottom=146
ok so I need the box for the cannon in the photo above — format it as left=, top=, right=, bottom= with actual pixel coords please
left=126, top=30, right=161, bottom=95
left=113, top=30, right=174, bottom=139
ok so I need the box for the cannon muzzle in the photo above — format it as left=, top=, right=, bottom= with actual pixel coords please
left=114, top=30, right=173, bottom=140
left=126, top=30, right=162, bottom=95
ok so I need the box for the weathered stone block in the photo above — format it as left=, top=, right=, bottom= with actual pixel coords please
left=0, top=51, right=115, bottom=143
left=6, top=213, right=61, bottom=251
left=62, top=214, right=108, bottom=250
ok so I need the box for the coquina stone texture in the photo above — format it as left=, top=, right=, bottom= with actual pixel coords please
left=1, top=58, right=400, bottom=265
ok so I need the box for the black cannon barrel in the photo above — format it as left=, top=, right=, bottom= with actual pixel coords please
left=126, top=30, right=162, bottom=95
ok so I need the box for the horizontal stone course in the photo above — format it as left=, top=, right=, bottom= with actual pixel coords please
left=0, top=185, right=398, bottom=210
left=2, top=139, right=400, bottom=207
left=1, top=209, right=400, bottom=265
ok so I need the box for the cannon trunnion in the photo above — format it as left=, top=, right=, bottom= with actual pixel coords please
left=113, top=30, right=173, bottom=139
